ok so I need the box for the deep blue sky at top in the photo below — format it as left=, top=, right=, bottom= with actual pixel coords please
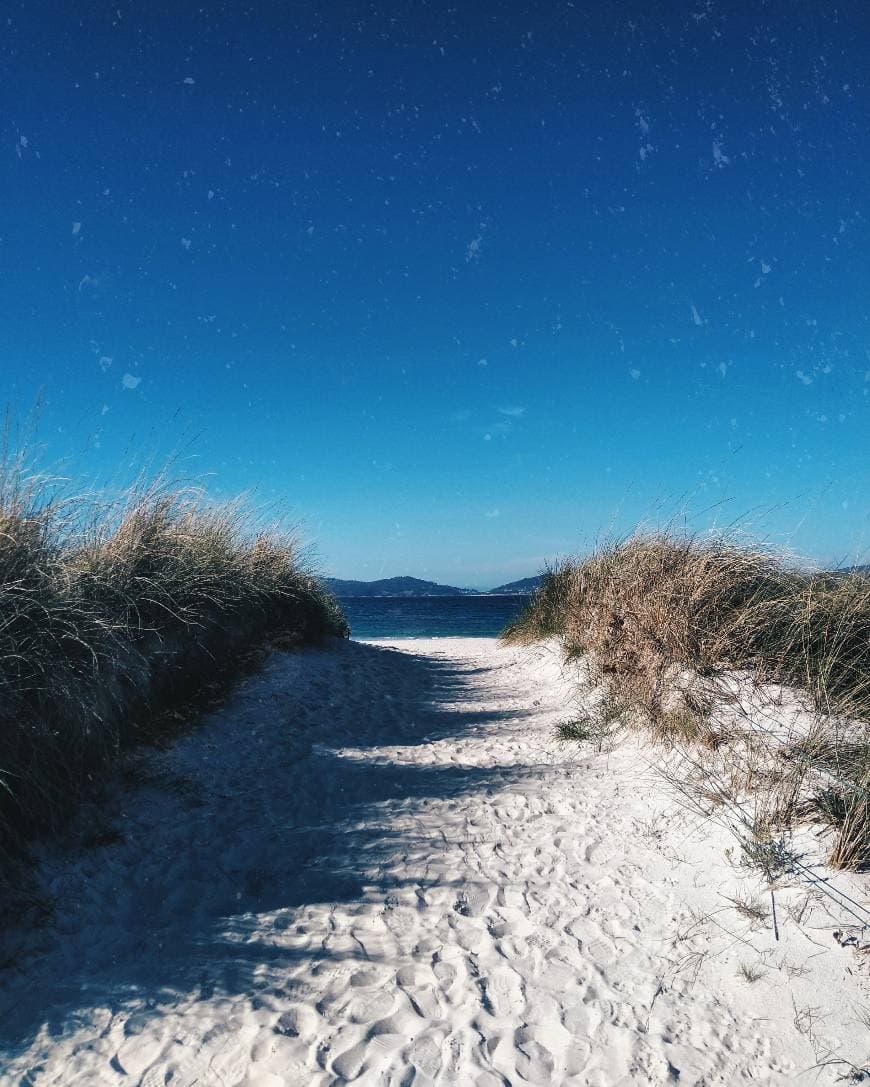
left=2, top=1, right=868, bottom=585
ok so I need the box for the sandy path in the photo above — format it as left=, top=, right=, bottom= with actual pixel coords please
left=1, top=638, right=866, bottom=1085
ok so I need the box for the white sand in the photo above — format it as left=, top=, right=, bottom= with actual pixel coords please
left=1, top=637, right=867, bottom=1085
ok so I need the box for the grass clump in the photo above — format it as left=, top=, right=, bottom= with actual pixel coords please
left=0, top=461, right=347, bottom=860
left=556, top=718, right=595, bottom=742
left=724, top=892, right=769, bottom=923
left=506, top=535, right=870, bottom=719
left=504, top=533, right=870, bottom=870
left=737, top=962, right=765, bottom=984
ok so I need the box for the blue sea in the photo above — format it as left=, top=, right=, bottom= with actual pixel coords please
left=339, top=595, right=532, bottom=639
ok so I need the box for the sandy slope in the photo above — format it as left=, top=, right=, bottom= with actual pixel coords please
left=1, top=638, right=867, bottom=1086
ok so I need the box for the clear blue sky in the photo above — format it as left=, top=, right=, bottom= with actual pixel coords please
left=3, top=2, right=868, bottom=587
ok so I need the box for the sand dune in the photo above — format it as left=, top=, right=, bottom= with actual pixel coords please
left=1, top=638, right=867, bottom=1085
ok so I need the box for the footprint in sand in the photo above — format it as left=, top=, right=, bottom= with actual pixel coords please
left=111, top=1032, right=166, bottom=1080
left=383, top=906, right=419, bottom=939
left=404, top=1030, right=445, bottom=1079
left=249, top=1038, right=315, bottom=1085
left=332, top=1032, right=406, bottom=1082
left=539, top=955, right=583, bottom=993
left=370, top=1008, right=422, bottom=1039
left=494, top=934, right=529, bottom=961
left=454, top=884, right=493, bottom=918
left=273, top=1004, right=319, bottom=1041
left=432, top=958, right=458, bottom=992
left=349, top=966, right=389, bottom=988
left=344, top=987, right=396, bottom=1024
left=449, top=915, right=488, bottom=953
left=331, top=1039, right=370, bottom=1081
left=514, top=1025, right=556, bottom=1081
left=394, top=963, right=443, bottom=1018
left=478, top=965, right=526, bottom=1018
left=485, top=916, right=512, bottom=940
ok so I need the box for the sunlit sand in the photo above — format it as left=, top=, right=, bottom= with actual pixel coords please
left=1, top=638, right=866, bottom=1084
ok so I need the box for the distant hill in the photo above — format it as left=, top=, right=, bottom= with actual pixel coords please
left=325, top=576, right=480, bottom=598
left=326, top=574, right=543, bottom=597
left=486, top=576, right=543, bottom=595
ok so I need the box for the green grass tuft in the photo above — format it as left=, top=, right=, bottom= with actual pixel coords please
left=555, top=718, right=594, bottom=742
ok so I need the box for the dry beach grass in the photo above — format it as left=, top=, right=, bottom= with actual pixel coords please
left=504, top=532, right=870, bottom=870
left=0, top=454, right=347, bottom=862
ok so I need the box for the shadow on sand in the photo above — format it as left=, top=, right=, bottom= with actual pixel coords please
left=0, top=638, right=541, bottom=1056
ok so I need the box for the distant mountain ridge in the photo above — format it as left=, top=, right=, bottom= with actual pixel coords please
left=325, top=574, right=543, bottom=598
left=325, top=576, right=478, bottom=598
left=487, top=576, right=543, bottom=595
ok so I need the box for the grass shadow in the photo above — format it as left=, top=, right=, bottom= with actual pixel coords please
left=0, top=638, right=533, bottom=1056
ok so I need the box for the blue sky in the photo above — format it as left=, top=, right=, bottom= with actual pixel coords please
left=3, top=2, right=869, bottom=587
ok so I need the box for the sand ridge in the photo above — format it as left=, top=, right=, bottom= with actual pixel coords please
left=0, top=638, right=866, bottom=1085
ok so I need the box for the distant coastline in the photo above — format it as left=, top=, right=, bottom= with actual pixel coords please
left=325, top=575, right=542, bottom=598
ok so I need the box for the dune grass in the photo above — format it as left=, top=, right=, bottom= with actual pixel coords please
left=505, top=533, right=870, bottom=870
left=0, top=460, right=347, bottom=861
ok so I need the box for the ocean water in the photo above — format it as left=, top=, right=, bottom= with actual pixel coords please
left=339, top=595, right=533, bottom=639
